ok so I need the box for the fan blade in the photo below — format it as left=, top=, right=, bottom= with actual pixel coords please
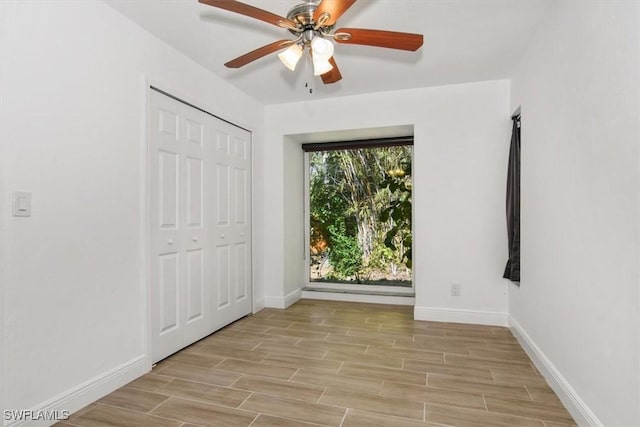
left=225, top=40, right=294, bottom=68
left=314, top=0, right=357, bottom=26
left=199, top=0, right=297, bottom=30
left=321, top=57, right=342, bottom=84
left=335, top=28, right=424, bottom=51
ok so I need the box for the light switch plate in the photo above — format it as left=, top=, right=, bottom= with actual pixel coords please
left=12, top=191, right=31, bottom=217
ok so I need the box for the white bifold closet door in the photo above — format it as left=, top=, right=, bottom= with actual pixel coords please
left=149, top=89, right=251, bottom=363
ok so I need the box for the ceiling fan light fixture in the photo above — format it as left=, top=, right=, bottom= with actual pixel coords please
left=312, top=56, right=333, bottom=76
left=201, top=0, right=424, bottom=85
left=310, top=36, right=334, bottom=60
left=278, top=43, right=303, bottom=71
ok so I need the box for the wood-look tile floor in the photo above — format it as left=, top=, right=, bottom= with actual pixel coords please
left=57, top=300, right=576, bottom=427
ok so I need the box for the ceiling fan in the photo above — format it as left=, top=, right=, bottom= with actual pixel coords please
left=198, top=0, right=424, bottom=84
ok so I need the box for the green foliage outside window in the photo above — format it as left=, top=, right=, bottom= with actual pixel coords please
left=380, top=162, right=413, bottom=269
left=327, top=222, right=363, bottom=279
left=309, top=145, right=412, bottom=286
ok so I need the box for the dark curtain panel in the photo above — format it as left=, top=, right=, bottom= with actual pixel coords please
left=503, top=116, right=521, bottom=282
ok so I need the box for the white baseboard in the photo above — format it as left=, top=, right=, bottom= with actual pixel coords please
left=301, top=291, right=415, bottom=306
left=264, top=289, right=301, bottom=309
left=4, top=355, right=148, bottom=427
left=509, top=317, right=602, bottom=427
left=414, top=306, right=508, bottom=327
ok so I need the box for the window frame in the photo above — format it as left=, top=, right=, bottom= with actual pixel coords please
left=303, top=139, right=415, bottom=293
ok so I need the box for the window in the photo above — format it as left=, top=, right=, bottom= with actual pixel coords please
left=304, top=138, right=413, bottom=288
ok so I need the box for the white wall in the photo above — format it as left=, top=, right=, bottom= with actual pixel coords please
left=509, top=1, right=640, bottom=426
left=263, top=80, right=512, bottom=323
left=281, top=137, right=305, bottom=306
left=0, top=0, right=264, bottom=420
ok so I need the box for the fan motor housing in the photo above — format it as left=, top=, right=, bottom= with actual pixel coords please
left=286, top=2, right=317, bottom=27
left=286, top=1, right=335, bottom=37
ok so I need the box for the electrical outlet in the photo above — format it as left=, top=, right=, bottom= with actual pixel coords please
left=451, top=283, right=461, bottom=296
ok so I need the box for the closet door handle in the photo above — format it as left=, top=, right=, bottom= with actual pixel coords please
left=193, top=236, right=199, bottom=242
left=220, top=234, right=225, bottom=239
left=167, top=238, right=174, bottom=245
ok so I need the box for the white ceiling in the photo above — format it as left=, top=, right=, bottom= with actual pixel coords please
left=105, top=0, right=553, bottom=105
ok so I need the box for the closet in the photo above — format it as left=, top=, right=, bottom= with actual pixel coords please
left=148, top=88, right=252, bottom=362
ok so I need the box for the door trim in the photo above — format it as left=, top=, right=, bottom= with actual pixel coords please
left=149, top=86, right=251, bottom=133
left=143, top=78, right=254, bottom=366
left=0, top=74, right=5, bottom=423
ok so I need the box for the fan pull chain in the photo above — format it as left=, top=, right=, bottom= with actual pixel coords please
left=303, top=47, right=315, bottom=95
